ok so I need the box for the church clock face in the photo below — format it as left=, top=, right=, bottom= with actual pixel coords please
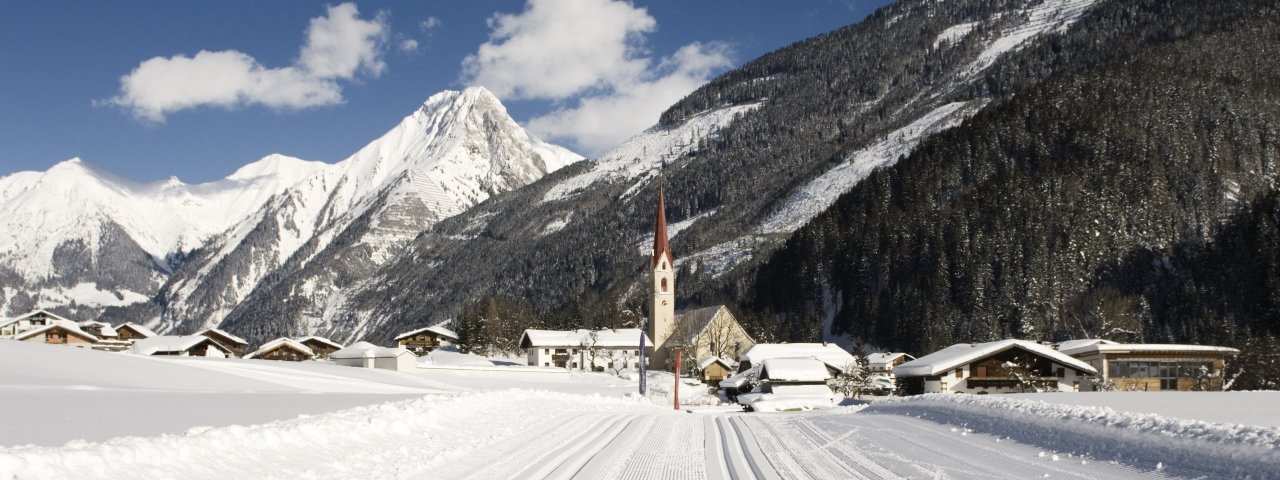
left=661, top=300, right=668, bottom=306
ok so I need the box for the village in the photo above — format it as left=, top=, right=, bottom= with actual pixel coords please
left=0, top=186, right=1243, bottom=412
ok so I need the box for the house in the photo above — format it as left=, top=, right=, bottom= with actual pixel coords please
left=330, top=341, right=417, bottom=371
left=518, top=328, right=651, bottom=371
left=894, top=339, right=1097, bottom=395
left=667, top=305, right=756, bottom=371
left=1055, top=339, right=1240, bottom=391
left=77, top=321, right=117, bottom=339
left=14, top=322, right=99, bottom=347
left=867, top=352, right=914, bottom=375
left=394, top=323, right=458, bottom=356
left=245, top=338, right=314, bottom=361
left=196, top=328, right=249, bottom=358
left=697, top=356, right=733, bottom=384
left=0, top=309, right=72, bottom=337
left=297, top=336, right=344, bottom=359
left=738, top=358, right=839, bottom=412
left=113, top=323, right=156, bottom=342
left=129, top=335, right=234, bottom=357
left=737, top=343, right=859, bottom=376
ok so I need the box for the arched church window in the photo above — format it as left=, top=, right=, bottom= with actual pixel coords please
left=661, top=278, right=668, bottom=292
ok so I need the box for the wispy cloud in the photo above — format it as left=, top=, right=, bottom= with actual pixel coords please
left=106, top=3, right=389, bottom=123
left=461, top=0, right=732, bottom=156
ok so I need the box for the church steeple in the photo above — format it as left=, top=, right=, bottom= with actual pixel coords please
left=652, top=185, right=673, bottom=268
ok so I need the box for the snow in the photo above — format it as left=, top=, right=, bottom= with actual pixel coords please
left=12, top=321, right=97, bottom=342
left=3, top=340, right=1278, bottom=479
left=297, top=335, right=343, bottom=350
left=393, top=322, right=458, bottom=342
left=329, top=341, right=408, bottom=359
left=760, top=358, right=832, bottom=382
left=963, top=0, right=1098, bottom=76
left=895, top=339, right=1096, bottom=376
left=36, top=283, right=150, bottom=309
left=760, top=100, right=987, bottom=234
left=933, top=21, right=979, bottom=48
left=739, top=343, right=857, bottom=371
left=195, top=327, right=247, bottom=346
left=128, top=335, right=220, bottom=356
left=867, top=393, right=1280, bottom=478
left=1006, top=391, right=1280, bottom=427
left=519, top=328, right=650, bottom=348
left=866, top=352, right=910, bottom=367
left=245, top=337, right=313, bottom=359
left=697, top=356, right=729, bottom=371
left=541, top=103, right=761, bottom=204
left=1057, top=341, right=1240, bottom=356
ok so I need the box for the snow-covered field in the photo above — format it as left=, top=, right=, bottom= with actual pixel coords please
left=3, top=341, right=1279, bottom=479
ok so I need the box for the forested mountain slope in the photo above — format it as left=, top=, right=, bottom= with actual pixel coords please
left=743, top=0, right=1280, bottom=388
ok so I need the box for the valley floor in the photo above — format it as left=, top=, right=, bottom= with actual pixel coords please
left=2, top=342, right=1278, bottom=479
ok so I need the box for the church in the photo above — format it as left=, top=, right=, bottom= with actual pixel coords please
left=647, top=186, right=755, bottom=371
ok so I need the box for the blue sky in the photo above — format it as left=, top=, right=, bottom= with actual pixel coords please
left=1, top=0, right=891, bottom=183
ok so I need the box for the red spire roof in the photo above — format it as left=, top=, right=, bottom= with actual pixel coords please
left=652, top=185, right=673, bottom=268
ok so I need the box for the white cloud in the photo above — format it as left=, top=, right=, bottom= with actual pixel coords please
left=420, top=16, right=442, bottom=32
left=461, top=0, right=732, bottom=156
left=399, top=39, right=420, bottom=52
left=526, top=42, right=732, bottom=155
left=108, top=2, right=388, bottom=122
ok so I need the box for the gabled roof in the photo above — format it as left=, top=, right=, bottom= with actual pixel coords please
left=394, top=323, right=459, bottom=341
left=130, top=335, right=229, bottom=356
left=1054, top=338, right=1117, bottom=352
left=518, top=328, right=651, bottom=348
left=115, top=322, right=157, bottom=338
left=12, top=309, right=72, bottom=323
left=330, top=341, right=413, bottom=359
left=297, top=335, right=343, bottom=350
left=14, top=321, right=99, bottom=343
left=78, top=320, right=118, bottom=338
left=894, top=339, right=1097, bottom=377
left=675, top=305, right=753, bottom=343
left=1057, top=340, right=1240, bottom=357
left=245, top=338, right=314, bottom=359
left=739, top=343, right=856, bottom=371
left=866, top=352, right=913, bottom=366
left=196, top=328, right=248, bottom=346
left=697, top=356, right=732, bottom=371
left=760, top=358, right=831, bottom=382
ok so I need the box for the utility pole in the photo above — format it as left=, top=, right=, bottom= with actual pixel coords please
left=673, top=348, right=682, bottom=410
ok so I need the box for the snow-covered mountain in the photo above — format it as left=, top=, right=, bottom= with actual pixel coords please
left=158, top=86, right=580, bottom=336
left=0, top=154, right=327, bottom=316
left=0, top=87, right=579, bottom=328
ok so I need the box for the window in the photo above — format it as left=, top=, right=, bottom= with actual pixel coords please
left=954, top=368, right=963, bottom=379
left=976, top=366, right=988, bottom=377
left=661, top=278, right=668, bottom=293
left=1055, top=368, right=1065, bottom=378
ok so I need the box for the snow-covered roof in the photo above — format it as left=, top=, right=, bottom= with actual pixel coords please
left=1054, top=338, right=1116, bottom=352
left=297, top=335, right=343, bottom=350
left=130, top=335, right=227, bottom=356
left=11, top=309, right=71, bottom=323
left=739, top=343, right=856, bottom=371
left=760, top=358, right=832, bottom=382
left=78, top=320, right=118, bottom=338
left=14, top=321, right=99, bottom=342
left=697, top=356, right=731, bottom=371
left=394, top=323, right=459, bottom=341
left=866, top=352, right=912, bottom=366
left=197, top=328, right=248, bottom=346
left=115, top=322, right=157, bottom=338
left=331, top=341, right=413, bottom=359
left=1058, top=341, right=1240, bottom=357
left=245, top=338, right=314, bottom=359
left=895, top=339, right=1097, bottom=377
left=518, top=328, right=651, bottom=348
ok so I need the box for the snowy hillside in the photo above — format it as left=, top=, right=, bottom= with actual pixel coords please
left=162, top=87, right=581, bottom=338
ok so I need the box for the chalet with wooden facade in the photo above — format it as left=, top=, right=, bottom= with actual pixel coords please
left=114, top=323, right=156, bottom=342
left=0, top=309, right=71, bottom=337
left=196, top=328, right=249, bottom=358
left=519, top=328, right=651, bottom=371
left=246, top=338, right=315, bottom=361
left=894, top=339, right=1097, bottom=395
left=129, top=335, right=234, bottom=357
left=298, top=336, right=344, bottom=359
left=697, top=356, right=733, bottom=384
left=394, top=324, right=458, bottom=356
left=1056, top=339, right=1239, bottom=391
left=15, top=322, right=99, bottom=347
left=867, top=352, right=914, bottom=376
